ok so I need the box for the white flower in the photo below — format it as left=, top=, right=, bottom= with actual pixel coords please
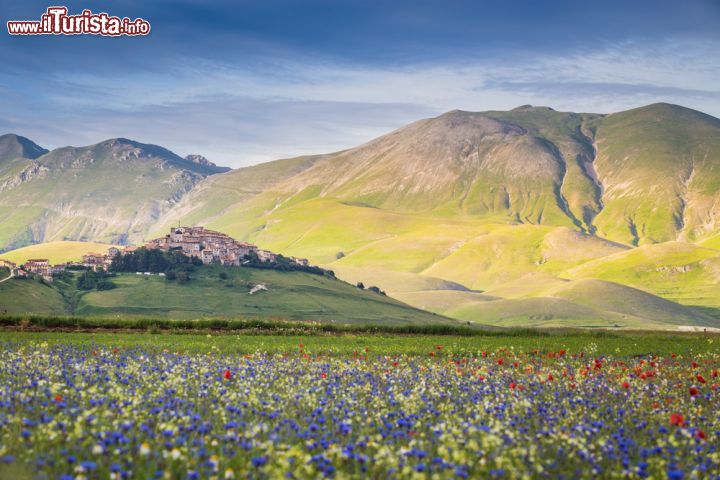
left=92, top=444, right=103, bottom=455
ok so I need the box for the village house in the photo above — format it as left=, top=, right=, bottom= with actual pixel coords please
left=5, top=228, right=313, bottom=283
left=256, top=250, right=278, bottom=263
left=24, top=259, right=51, bottom=276
left=146, top=226, right=268, bottom=267
left=23, top=259, right=53, bottom=280
left=82, top=253, right=111, bottom=271
left=0, top=259, right=17, bottom=270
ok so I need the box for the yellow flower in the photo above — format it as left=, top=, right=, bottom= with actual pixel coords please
left=140, top=443, right=151, bottom=456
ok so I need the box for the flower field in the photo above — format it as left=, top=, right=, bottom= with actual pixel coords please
left=0, top=336, right=719, bottom=479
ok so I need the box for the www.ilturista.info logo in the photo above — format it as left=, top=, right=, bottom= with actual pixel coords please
left=7, top=6, right=150, bottom=36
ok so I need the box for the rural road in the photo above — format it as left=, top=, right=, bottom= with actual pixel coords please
left=0, top=271, right=13, bottom=283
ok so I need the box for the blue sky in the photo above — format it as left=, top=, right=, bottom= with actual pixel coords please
left=1, top=0, right=719, bottom=167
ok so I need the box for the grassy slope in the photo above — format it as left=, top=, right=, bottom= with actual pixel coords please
left=565, top=242, right=720, bottom=308
left=193, top=198, right=718, bottom=328
left=0, top=241, right=115, bottom=264
left=61, top=266, right=451, bottom=325
left=0, top=278, right=67, bottom=315
left=591, top=104, right=720, bottom=245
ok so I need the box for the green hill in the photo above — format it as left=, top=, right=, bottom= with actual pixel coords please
left=2, top=103, right=720, bottom=328
left=0, top=277, right=67, bottom=315
left=0, top=265, right=452, bottom=325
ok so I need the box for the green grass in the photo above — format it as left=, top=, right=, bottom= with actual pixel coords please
left=0, top=278, right=67, bottom=315
left=0, top=265, right=452, bottom=325
left=565, top=241, right=720, bottom=309
left=1, top=329, right=717, bottom=357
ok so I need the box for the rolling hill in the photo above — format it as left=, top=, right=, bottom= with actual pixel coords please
left=1, top=103, right=719, bottom=328
left=0, top=265, right=450, bottom=325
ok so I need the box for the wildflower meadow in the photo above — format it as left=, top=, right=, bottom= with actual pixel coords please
left=0, top=335, right=718, bottom=479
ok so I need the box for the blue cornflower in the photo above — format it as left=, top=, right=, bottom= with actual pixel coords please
left=252, top=456, right=268, bottom=467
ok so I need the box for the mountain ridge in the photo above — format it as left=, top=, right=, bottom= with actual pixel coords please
left=0, top=137, right=229, bottom=250
left=2, top=102, right=719, bottom=328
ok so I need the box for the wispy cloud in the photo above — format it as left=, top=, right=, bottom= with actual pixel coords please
left=2, top=38, right=719, bottom=167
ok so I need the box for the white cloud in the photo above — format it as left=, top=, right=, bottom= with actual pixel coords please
left=3, top=37, right=719, bottom=167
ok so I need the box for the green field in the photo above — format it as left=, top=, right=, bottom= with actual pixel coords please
left=1, top=329, right=718, bottom=357
left=0, top=265, right=451, bottom=325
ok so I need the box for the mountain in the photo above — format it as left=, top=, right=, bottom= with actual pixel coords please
left=148, top=103, right=720, bottom=328
left=0, top=137, right=228, bottom=250
left=0, top=133, right=48, bottom=161
left=154, top=103, right=720, bottom=244
left=1, top=103, right=719, bottom=328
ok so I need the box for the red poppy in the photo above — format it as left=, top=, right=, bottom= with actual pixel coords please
left=692, top=361, right=699, bottom=368
left=509, top=382, right=517, bottom=390
left=223, top=370, right=232, bottom=380
left=320, top=372, right=328, bottom=379
left=547, top=373, right=554, bottom=381
left=392, top=361, right=398, bottom=367
left=670, top=413, right=684, bottom=427
left=54, top=394, right=62, bottom=403
left=622, top=381, right=630, bottom=389
left=712, top=370, right=718, bottom=378
left=689, top=386, right=699, bottom=396
left=696, top=430, right=706, bottom=440
left=497, top=358, right=504, bottom=366
left=696, top=375, right=707, bottom=384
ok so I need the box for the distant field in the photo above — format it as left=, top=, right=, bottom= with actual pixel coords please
left=1, top=329, right=718, bottom=356
left=0, top=240, right=115, bottom=264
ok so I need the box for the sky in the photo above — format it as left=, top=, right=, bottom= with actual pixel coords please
left=1, top=0, right=719, bottom=167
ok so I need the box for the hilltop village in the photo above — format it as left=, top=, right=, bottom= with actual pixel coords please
left=0, top=227, right=311, bottom=282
